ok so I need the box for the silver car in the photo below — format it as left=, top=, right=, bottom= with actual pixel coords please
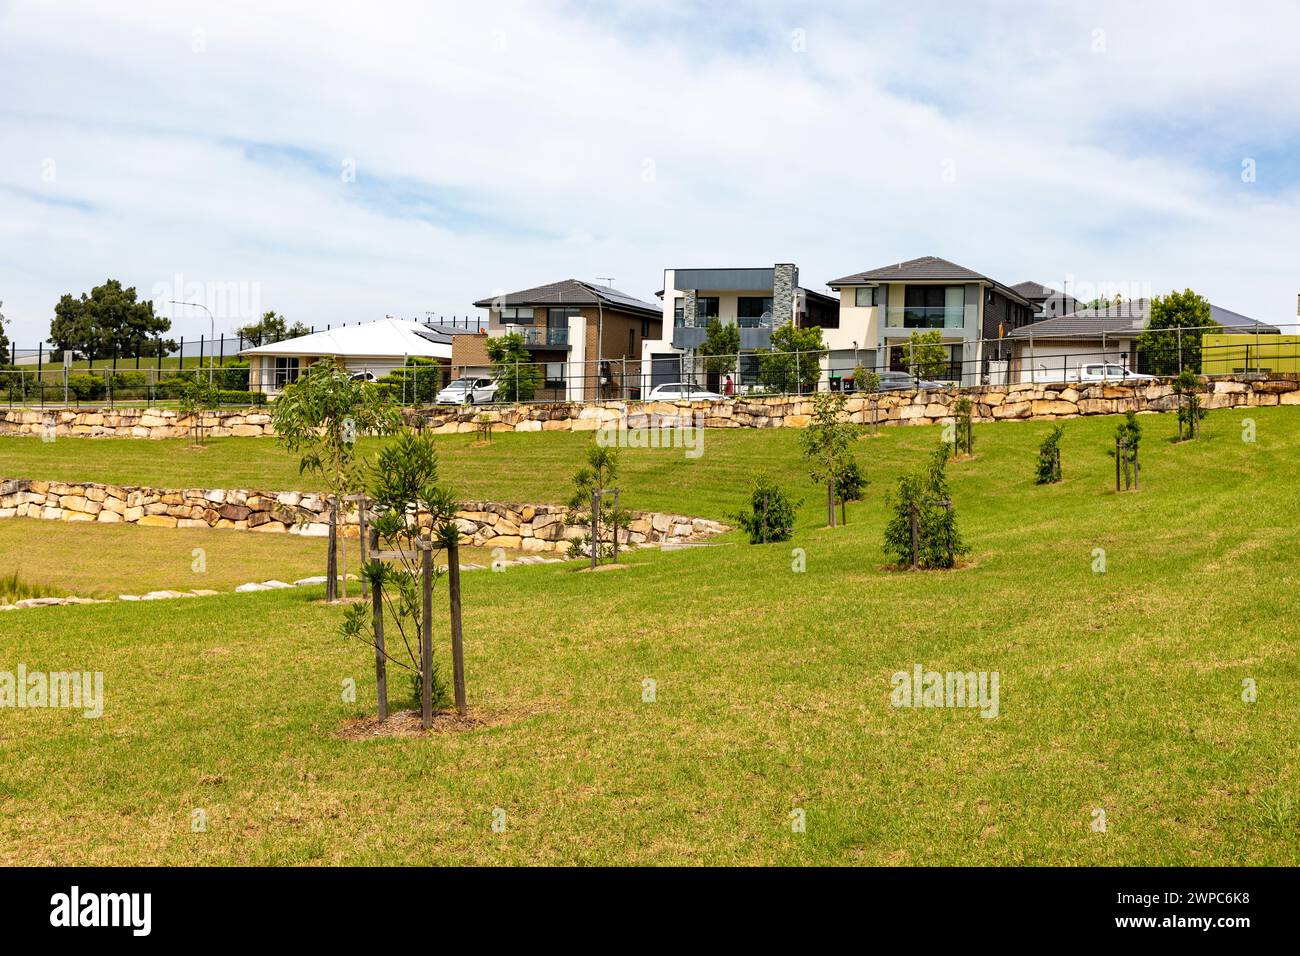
left=648, top=382, right=725, bottom=401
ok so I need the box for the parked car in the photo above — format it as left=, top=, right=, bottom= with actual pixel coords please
left=435, top=377, right=499, bottom=405
left=349, top=370, right=376, bottom=383
left=648, top=382, right=725, bottom=401
left=1074, top=363, right=1154, bottom=383
left=1025, top=362, right=1154, bottom=384
left=869, top=370, right=948, bottom=392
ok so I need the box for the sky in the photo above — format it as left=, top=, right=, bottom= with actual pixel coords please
left=2, top=0, right=1299, bottom=345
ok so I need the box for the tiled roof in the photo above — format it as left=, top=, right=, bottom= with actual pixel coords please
left=473, top=279, right=659, bottom=316
left=829, top=256, right=1033, bottom=307
left=1006, top=299, right=1278, bottom=339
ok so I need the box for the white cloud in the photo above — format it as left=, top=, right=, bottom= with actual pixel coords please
left=1, top=0, right=1298, bottom=344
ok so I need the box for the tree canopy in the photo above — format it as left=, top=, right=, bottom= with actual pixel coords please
left=49, top=279, right=175, bottom=359
left=757, top=323, right=825, bottom=393
left=486, top=331, right=541, bottom=401
left=700, top=318, right=741, bottom=376
left=237, top=310, right=309, bottom=346
left=1138, top=289, right=1218, bottom=375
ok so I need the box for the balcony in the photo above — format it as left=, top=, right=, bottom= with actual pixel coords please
left=505, top=325, right=570, bottom=347
left=671, top=326, right=707, bottom=349
left=884, top=306, right=966, bottom=330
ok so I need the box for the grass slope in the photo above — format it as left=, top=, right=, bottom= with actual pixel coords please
left=1, top=408, right=1298, bottom=864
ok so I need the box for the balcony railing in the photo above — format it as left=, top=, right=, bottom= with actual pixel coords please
left=505, top=325, right=570, bottom=347
left=884, top=306, right=966, bottom=330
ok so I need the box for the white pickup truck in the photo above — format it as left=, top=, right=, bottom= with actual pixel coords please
left=1025, top=362, right=1155, bottom=385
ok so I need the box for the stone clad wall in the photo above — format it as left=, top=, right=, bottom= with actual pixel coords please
left=0, top=479, right=727, bottom=553
left=3, top=376, right=1299, bottom=439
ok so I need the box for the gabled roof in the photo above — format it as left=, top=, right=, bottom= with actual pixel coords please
left=473, top=279, right=659, bottom=317
left=238, top=318, right=452, bottom=359
left=1005, top=299, right=1278, bottom=340
left=828, top=256, right=1033, bottom=307
left=1011, top=281, right=1074, bottom=300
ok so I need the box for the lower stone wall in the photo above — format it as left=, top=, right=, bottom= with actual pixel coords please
left=0, top=479, right=727, bottom=553
left=4, top=375, right=1299, bottom=439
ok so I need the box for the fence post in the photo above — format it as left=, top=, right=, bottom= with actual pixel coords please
left=447, top=529, right=467, bottom=716
left=908, top=501, right=919, bottom=570
left=611, top=488, right=620, bottom=564
left=371, top=557, right=388, bottom=722
left=590, top=489, right=599, bottom=570
left=420, top=537, right=433, bottom=729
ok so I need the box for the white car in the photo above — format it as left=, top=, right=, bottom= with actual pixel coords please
left=435, top=377, right=499, bottom=405
left=1074, top=363, right=1155, bottom=383
left=648, top=382, right=725, bottom=401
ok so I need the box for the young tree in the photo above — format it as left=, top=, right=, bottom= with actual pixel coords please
left=237, top=310, right=308, bottom=346
left=567, top=446, right=629, bottom=564
left=272, top=360, right=402, bottom=600
left=950, top=397, right=975, bottom=457
left=883, top=443, right=969, bottom=569
left=1035, top=425, right=1064, bottom=484
left=835, top=458, right=867, bottom=525
left=1138, top=289, right=1219, bottom=375
left=178, top=379, right=221, bottom=447
left=1173, top=368, right=1207, bottom=441
left=339, top=429, right=462, bottom=724
left=899, top=330, right=948, bottom=382
left=757, top=323, right=825, bottom=393
left=799, top=390, right=859, bottom=527
left=731, top=472, right=800, bottom=544
left=49, top=279, right=175, bottom=360
left=1109, top=411, right=1143, bottom=491
left=487, top=331, right=542, bottom=402
left=700, top=318, right=741, bottom=378
left=0, top=301, right=9, bottom=360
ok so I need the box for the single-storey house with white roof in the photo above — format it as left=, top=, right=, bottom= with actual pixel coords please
left=239, top=317, right=453, bottom=395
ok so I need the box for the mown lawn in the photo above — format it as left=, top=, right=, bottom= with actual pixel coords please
left=1, top=407, right=1298, bottom=865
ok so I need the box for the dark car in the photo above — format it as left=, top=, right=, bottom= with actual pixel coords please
left=864, top=370, right=948, bottom=392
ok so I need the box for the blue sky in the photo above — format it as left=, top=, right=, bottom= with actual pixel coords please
left=2, top=0, right=1299, bottom=344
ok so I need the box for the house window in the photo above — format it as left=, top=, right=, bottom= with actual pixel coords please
left=273, top=356, right=300, bottom=388
left=641, top=319, right=650, bottom=337
left=544, top=362, right=565, bottom=389
left=855, top=287, right=879, bottom=307
left=696, top=297, right=720, bottom=321
left=500, top=306, right=535, bottom=324
left=628, top=328, right=636, bottom=354
left=673, top=297, right=684, bottom=325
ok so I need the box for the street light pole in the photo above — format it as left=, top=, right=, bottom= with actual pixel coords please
left=171, top=300, right=216, bottom=385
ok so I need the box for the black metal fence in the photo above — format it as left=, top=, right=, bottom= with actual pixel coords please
left=2, top=324, right=1293, bottom=409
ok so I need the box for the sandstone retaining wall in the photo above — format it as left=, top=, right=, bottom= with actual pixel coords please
left=3, top=375, right=1299, bottom=439
left=0, top=479, right=727, bottom=553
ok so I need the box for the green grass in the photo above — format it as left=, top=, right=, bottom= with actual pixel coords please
left=2, top=408, right=1299, bottom=864
left=0, top=519, right=501, bottom=598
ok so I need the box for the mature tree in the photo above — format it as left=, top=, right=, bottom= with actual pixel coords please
left=0, top=301, right=10, bottom=362
left=1138, top=289, right=1219, bottom=375
left=899, top=330, right=949, bottom=381
left=237, top=310, right=308, bottom=346
left=566, top=445, right=628, bottom=563
left=272, top=361, right=403, bottom=599
left=49, top=279, right=175, bottom=359
left=757, top=323, right=825, bottom=393
left=486, top=331, right=541, bottom=402
left=799, top=390, right=860, bottom=527
left=731, top=472, right=800, bottom=544
left=700, top=318, right=741, bottom=377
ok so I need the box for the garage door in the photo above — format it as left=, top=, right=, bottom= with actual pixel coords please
left=650, top=353, right=681, bottom=389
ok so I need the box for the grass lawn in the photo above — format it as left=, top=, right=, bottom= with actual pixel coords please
left=0, top=519, right=500, bottom=598
left=2, top=407, right=1299, bottom=864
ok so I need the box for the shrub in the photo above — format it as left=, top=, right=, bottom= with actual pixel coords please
left=883, top=443, right=969, bottom=569
left=487, top=332, right=541, bottom=402
left=731, top=472, right=800, bottom=544
left=220, top=361, right=251, bottom=390
left=109, top=370, right=147, bottom=390
left=377, top=357, right=442, bottom=404
left=1173, top=368, right=1206, bottom=440
left=216, top=389, right=266, bottom=406
left=1035, top=425, right=1064, bottom=484
left=67, top=373, right=105, bottom=401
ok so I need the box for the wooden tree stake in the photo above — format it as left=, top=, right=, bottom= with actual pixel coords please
left=447, top=530, right=467, bottom=716
left=421, top=537, right=433, bottom=729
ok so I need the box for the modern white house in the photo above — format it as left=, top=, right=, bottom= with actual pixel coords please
left=239, top=317, right=452, bottom=395
left=640, top=264, right=839, bottom=392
